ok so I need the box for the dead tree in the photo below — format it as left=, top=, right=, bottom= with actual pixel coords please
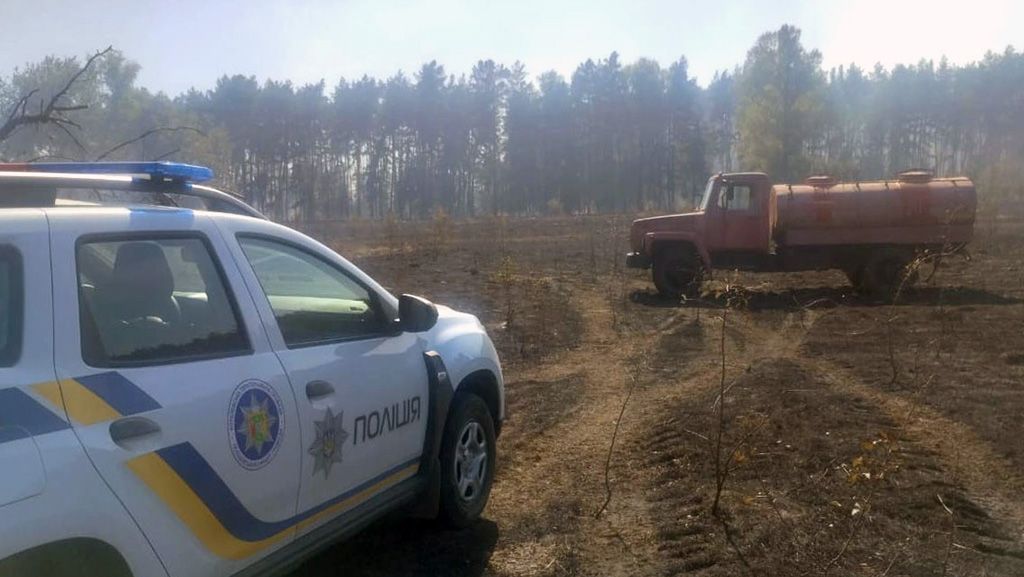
left=0, top=46, right=113, bottom=149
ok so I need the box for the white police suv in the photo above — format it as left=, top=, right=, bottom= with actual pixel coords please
left=0, top=162, right=503, bottom=577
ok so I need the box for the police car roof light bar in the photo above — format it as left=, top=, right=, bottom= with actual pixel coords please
left=0, top=161, right=214, bottom=183
left=0, top=161, right=266, bottom=219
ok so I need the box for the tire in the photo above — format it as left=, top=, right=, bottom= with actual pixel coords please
left=652, top=248, right=702, bottom=299
left=0, top=539, right=132, bottom=577
left=438, top=394, right=496, bottom=528
left=843, top=265, right=865, bottom=291
left=862, top=250, right=916, bottom=299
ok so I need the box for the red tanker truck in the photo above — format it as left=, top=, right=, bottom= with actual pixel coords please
left=626, top=171, right=976, bottom=298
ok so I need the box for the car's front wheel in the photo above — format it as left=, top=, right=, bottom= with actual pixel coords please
left=438, top=394, right=496, bottom=527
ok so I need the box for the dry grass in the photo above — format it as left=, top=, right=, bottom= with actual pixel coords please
left=290, top=216, right=1024, bottom=577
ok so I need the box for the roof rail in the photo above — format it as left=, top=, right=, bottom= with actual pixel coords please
left=173, top=185, right=267, bottom=219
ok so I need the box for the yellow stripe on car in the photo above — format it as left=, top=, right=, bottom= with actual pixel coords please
left=126, top=452, right=289, bottom=560
left=127, top=447, right=419, bottom=559
left=39, top=379, right=122, bottom=425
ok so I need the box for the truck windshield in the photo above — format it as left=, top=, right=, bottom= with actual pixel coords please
left=698, top=177, right=717, bottom=211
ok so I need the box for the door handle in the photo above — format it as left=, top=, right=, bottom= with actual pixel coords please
left=305, top=380, right=335, bottom=401
left=110, top=417, right=161, bottom=447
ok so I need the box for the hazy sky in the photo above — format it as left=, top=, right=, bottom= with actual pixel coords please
left=1, top=0, right=1020, bottom=95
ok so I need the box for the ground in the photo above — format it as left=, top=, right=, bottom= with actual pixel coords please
left=291, top=215, right=1024, bottom=576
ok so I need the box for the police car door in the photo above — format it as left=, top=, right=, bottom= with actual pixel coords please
left=48, top=210, right=303, bottom=577
left=219, top=221, right=428, bottom=538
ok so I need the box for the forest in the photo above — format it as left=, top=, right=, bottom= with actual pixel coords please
left=1, top=25, right=1022, bottom=221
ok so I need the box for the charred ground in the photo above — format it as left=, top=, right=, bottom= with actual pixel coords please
left=291, top=216, right=1024, bottom=577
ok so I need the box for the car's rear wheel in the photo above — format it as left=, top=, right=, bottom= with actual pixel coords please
left=438, top=394, right=496, bottom=528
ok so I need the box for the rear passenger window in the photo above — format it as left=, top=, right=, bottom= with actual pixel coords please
left=0, top=247, right=23, bottom=367
left=238, top=237, right=387, bottom=347
left=77, top=237, right=250, bottom=366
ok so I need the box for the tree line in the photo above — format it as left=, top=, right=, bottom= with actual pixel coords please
left=1, top=25, right=1022, bottom=221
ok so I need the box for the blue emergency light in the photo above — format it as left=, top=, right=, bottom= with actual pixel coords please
left=0, top=161, right=214, bottom=183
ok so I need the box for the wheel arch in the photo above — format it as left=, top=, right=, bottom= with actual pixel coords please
left=412, top=354, right=501, bottom=519
left=646, top=232, right=711, bottom=270
left=454, top=369, right=503, bottom=437
left=0, top=538, right=134, bottom=577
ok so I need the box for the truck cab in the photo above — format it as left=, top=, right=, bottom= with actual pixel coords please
left=627, top=172, right=773, bottom=297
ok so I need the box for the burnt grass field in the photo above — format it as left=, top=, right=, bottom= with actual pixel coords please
left=291, top=215, right=1024, bottom=577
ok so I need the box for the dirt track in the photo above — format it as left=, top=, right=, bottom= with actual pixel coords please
left=293, top=216, right=1024, bottom=576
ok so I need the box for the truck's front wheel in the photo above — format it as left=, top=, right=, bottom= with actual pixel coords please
left=653, top=250, right=701, bottom=299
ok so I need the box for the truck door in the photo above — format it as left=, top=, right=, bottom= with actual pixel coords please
left=48, top=211, right=303, bottom=577
left=709, top=179, right=769, bottom=254
left=218, top=221, right=429, bottom=539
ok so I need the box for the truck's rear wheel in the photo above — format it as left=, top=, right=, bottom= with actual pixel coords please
left=862, top=251, right=917, bottom=299
left=652, top=250, right=701, bottom=299
left=843, top=266, right=865, bottom=291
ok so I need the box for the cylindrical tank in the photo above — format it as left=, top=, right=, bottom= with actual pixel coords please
left=773, top=172, right=976, bottom=244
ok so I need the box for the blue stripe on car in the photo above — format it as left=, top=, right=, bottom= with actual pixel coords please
left=76, top=371, right=162, bottom=415
left=0, top=387, right=69, bottom=442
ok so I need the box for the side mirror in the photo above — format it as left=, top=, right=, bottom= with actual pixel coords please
left=397, top=294, right=438, bottom=333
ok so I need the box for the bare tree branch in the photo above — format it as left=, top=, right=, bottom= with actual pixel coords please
left=151, top=148, right=182, bottom=162
left=95, top=126, right=205, bottom=161
left=52, top=121, right=86, bottom=152
left=5, top=89, right=38, bottom=126
left=42, top=47, right=111, bottom=118
left=0, top=46, right=113, bottom=145
left=52, top=116, right=83, bottom=132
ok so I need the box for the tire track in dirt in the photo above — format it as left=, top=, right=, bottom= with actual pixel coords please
left=623, top=300, right=1024, bottom=574
left=805, top=357, right=1024, bottom=543
left=487, top=287, right=679, bottom=576
left=492, top=292, right=815, bottom=577
left=618, top=305, right=821, bottom=576
left=738, top=305, right=1024, bottom=546
left=582, top=296, right=805, bottom=576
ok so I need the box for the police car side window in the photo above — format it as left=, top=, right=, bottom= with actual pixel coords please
left=77, top=236, right=250, bottom=366
left=238, top=237, right=387, bottom=347
left=0, top=246, right=23, bottom=367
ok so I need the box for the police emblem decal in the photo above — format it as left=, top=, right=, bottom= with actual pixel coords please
left=228, top=380, right=284, bottom=470
left=308, top=407, right=348, bottom=479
